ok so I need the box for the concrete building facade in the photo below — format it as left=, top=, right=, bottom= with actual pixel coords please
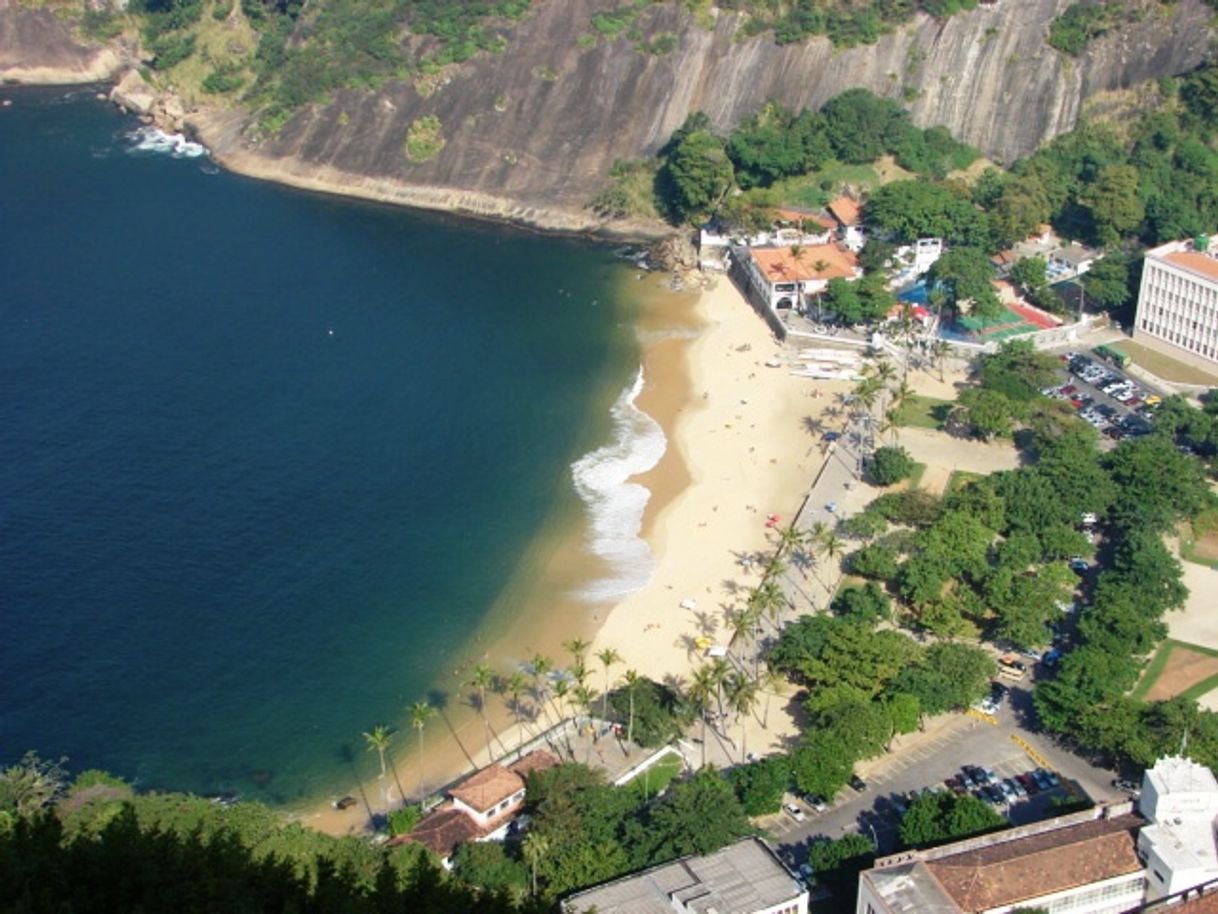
left=1134, top=237, right=1218, bottom=369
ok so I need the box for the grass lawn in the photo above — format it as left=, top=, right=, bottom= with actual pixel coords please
left=893, top=395, right=952, bottom=429
left=1179, top=521, right=1218, bottom=570
left=774, top=161, right=880, bottom=209
left=907, top=461, right=927, bottom=490
left=1119, top=339, right=1218, bottom=386
left=944, top=470, right=983, bottom=495
left=1131, top=639, right=1218, bottom=702
left=623, top=753, right=683, bottom=802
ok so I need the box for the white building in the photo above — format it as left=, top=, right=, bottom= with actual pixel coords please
left=742, top=243, right=861, bottom=313
left=1134, top=236, right=1218, bottom=368
left=563, top=836, right=808, bottom=914
left=829, top=196, right=867, bottom=252
left=1138, top=756, right=1218, bottom=901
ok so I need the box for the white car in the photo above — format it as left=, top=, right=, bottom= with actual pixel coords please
left=784, top=803, right=806, bottom=823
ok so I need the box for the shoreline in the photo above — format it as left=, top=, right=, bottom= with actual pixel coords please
left=297, top=273, right=854, bottom=836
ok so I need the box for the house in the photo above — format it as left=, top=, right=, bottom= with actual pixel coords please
left=829, top=196, right=867, bottom=252
left=392, top=749, right=559, bottom=868
left=743, top=243, right=861, bottom=312
left=1134, top=236, right=1218, bottom=369
left=562, top=836, right=808, bottom=914
left=1048, top=241, right=1101, bottom=279
left=856, top=756, right=1218, bottom=914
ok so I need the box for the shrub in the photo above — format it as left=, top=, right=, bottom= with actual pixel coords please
left=869, top=446, right=916, bottom=486
left=849, top=543, right=900, bottom=580
left=830, top=582, right=892, bottom=624
left=726, top=756, right=790, bottom=815
left=404, top=116, right=445, bottom=162
left=387, top=805, right=422, bottom=835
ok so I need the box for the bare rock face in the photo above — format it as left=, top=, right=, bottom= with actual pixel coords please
left=216, top=0, right=1211, bottom=231
left=150, top=92, right=186, bottom=132
left=111, top=68, right=155, bottom=115
left=0, top=0, right=125, bottom=84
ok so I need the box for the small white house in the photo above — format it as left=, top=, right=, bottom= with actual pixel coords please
left=828, top=196, right=866, bottom=252
left=1048, top=242, right=1101, bottom=278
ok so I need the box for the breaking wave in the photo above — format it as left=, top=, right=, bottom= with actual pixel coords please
left=127, top=126, right=208, bottom=159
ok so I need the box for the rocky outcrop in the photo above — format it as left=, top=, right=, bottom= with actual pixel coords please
left=4, top=0, right=1215, bottom=235
left=111, top=68, right=155, bottom=115
left=0, top=0, right=125, bottom=84
left=200, top=0, right=1211, bottom=233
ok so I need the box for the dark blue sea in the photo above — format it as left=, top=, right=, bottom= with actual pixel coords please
left=0, top=88, right=646, bottom=803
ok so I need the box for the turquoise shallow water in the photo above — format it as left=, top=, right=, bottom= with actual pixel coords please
left=0, top=88, right=639, bottom=803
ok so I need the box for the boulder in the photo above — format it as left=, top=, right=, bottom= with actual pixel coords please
left=110, top=68, right=155, bottom=116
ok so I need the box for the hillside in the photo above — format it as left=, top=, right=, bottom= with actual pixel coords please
left=1, top=0, right=1214, bottom=232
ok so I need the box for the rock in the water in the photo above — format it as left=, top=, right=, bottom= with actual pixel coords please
left=110, top=68, right=155, bottom=115
left=150, top=92, right=186, bottom=133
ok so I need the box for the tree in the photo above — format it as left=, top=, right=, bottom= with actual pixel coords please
left=1080, top=253, right=1131, bottom=311
left=659, top=129, right=734, bottom=224
left=791, top=734, right=856, bottom=798
left=808, top=833, right=876, bottom=896
left=848, top=541, right=901, bottom=580
left=956, top=388, right=1019, bottom=440
left=622, top=669, right=640, bottom=753
left=864, top=180, right=988, bottom=245
left=869, top=445, right=916, bottom=486
left=990, top=173, right=1051, bottom=246
left=726, top=673, right=760, bottom=762
left=451, top=841, right=527, bottom=896
left=928, top=246, right=1001, bottom=322
left=1079, top=164, right=1144, bottom=245
left=830, top=582, right=892, bottom=625
left=822, top=276, right=865, bottom=324
left=360, top=726, right=389, bottom=784
left=408, top=700, right=435, bottom=804
left=607, top=676, right=691, bottom=748
left=596, top=647, right=622, bottom=722
left=636, top=770, right=753, bottom=863
left=468, top=663, right=497, bottom=763
left=503, top=670, right=531, bottom=752
left=727, top=756, right=791, bottom=815
left=884, top=692, right=923, bottom=738
left=821, top=88, right=911, bottom=163
left=899, top=790, right=1004, bottom=848
left=1009, top=255, right=1049, bottom=301
left=522, top=831, right=549, bottom=898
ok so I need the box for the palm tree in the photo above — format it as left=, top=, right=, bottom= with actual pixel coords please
left=362, top=725, right=392, bottom=780
left=789, top=243, right=804, bottom=260
left=757, top=665, right=786, bottom=729
left=530, top=654, right=555, bottom=727
left=467, top=663, right=497, bottom=763
left=523, top=832, right=550, bottom=898
left=775, top=522, right=806, bottom=559
left=727, top=673, right=760, bottom=762
left=724, top=606, right=756, bottom=656
left=409, top=700, right=435, bottom=805
left=872, top=359, right=896, bottom=386
left=573, top=683, right=597, bottom=758
left=688, top=666, right=716, bottom=769
left=595, top=647, right=622, bottom=723
left=503, top=671, right=530, bottom=752
left=931, top=338, right=951, bottom=382
left=707, top=656, right=731, bottom=723
left=750, top=579, right=787, bottom=634
left=563, top=637, right=589, bottom=669
left=622, top=669, right=641, bottom=755
left=821, top=532, right=846, bottom=588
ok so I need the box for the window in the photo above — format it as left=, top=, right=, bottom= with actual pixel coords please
left=1154, top=869, right=1165, bottom=883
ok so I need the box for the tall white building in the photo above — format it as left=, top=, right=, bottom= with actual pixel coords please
left=1134, top=237, right=1218, bottom=368
left=1138, top=756, right=1218, bottom=901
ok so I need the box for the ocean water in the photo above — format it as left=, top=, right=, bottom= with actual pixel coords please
left=0, top=88, right=657, bottom=803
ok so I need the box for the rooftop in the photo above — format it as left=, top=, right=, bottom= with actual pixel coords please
left=1147, top=756, right=1218, bottom=798
left=1049, top=242, right=1099, bottom=266
left=391, top=804, right=481, bottom=860
left=450, top=764, right=525, bottom=814
left=924, top=813, right=1143, bottom=911
left=1163, top=250, right=1218, bottom=283
left=750, top=243, right=859, bottom=284
left=774, top=207, right=836, bottom=230
left=828, top=196, right=862, bottom=226
left=561, top=837, right=803, bottom=914
left=509, top=749, right=561, bottom=781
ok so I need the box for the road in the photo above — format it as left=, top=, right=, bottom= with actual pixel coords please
left=764, top=680, right=1124, bottom=865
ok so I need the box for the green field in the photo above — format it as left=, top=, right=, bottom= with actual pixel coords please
left=773, top=161, right=880, bottom=209
left=893, top=395, right=952, bottom=429
left=623, top=752, right=684, bottom=802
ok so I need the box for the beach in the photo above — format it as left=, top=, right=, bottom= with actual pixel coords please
left=297, top=272, right=849, bottom=835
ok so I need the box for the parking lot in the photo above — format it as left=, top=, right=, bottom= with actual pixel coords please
left=1044, top=349, right=1164, bottom=442
left=768, top=685, right=1122, bottom=864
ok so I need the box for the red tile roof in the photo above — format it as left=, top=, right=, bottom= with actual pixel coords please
left=774, top=208, right=836, bottom=230
left=390, top=804, right=480, bottom=860
left=828, top=196, right=862, bottom=226
left=509, top=749, right=560, bottom=780
left=1165, top=250, right=1218, bottom=283
left=1169, top=891, right=1218, bottom=913
left=925, top=814, right=1143, bottom=912
left=449, top=764, right=524, bottom=814
left=750, top=244, right=859, bottom=284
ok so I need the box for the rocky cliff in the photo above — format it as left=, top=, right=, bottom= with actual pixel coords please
left=3, top=0, right=1214, bottom=234
left=0, top=0, right=125, bottom=84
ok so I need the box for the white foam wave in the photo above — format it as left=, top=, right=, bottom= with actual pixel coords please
left=571, top=366, right=666, bottom=602
left=127, top=126, right=209, bottom=159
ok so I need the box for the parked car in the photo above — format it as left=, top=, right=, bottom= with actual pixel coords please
left=822, top=431, right=841, bottom=442
left=983, top=785, right=1006, bottom=805
left=805, top=794, right=828, bottom=812
left=960, top=769, right=977, bottom=790
left=945, top=775, right=966, bottom=795
left=1070, top=557, right=1089, bottom=572
left=1016, top=773, right=1040, bottom=796
left=998, top=780, right=1018, bottom=802
left=1112, top=778, right=1140, bottom=795
left=1034, top=768, right=1059, bottom=789
left=799, top=862, right=815, bottom=881
left=784, top=802, right=807, bottom=823
left=849, top=775, right=868, bottom=792
left=1006, top=777, right=1028, bottom=799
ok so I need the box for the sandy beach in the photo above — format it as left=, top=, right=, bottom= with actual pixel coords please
left=299, top=273, right=846, bottom=834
